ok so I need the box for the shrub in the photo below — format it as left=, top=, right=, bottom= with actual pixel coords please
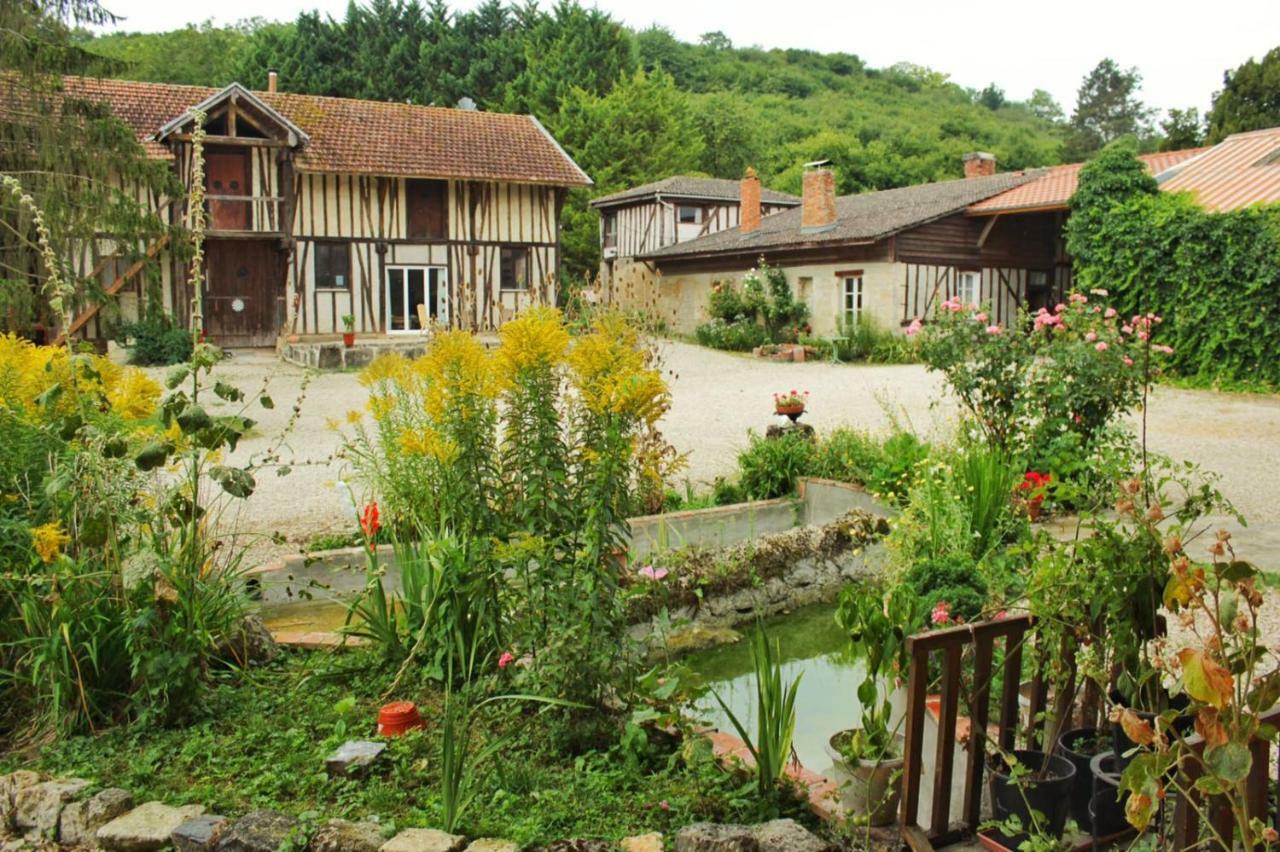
left=736, top=431, right=816, bottom=500
left=903, top=553, right=988, bottom=623
left=119, top=311, right=193, bottom=366
left=694, top=317, right=768, bottom=351
left=835, top=315, right=916, bottom=363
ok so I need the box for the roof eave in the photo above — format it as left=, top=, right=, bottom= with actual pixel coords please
left=153, top=82, right=311, bottom=147
left=527, top=114, right=592, bottom=187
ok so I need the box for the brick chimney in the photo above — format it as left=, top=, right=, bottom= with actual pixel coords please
left=963, top=151, right=996, bottom=178
left=740, top=166, right=762, bottom=233
left=267, top=70, right=278, bottom=93
left=801, top=160, right=837, bottom=233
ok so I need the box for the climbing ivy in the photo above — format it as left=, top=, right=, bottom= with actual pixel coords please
left=1067, top=141, right=1280, bottom=387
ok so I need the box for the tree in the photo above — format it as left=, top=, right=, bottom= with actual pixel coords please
left=1026, top=88, right=1065, bottom=123
left=1065, top=59, right=1156, bottom=160
left=556, top=69, right=704, bottom=279
left=1159, top=108, right=1204, bottom=151
left=1064, top=138, right=1159, bottom=269
left=978, top=83, right=1006, bottom=111
left=698, top=31, right=732, bottom=51
left=1207, top=47, right=1280, bottom=142
left=693, top=92, right=763, bottom=178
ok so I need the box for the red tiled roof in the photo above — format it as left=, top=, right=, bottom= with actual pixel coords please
left=57, top=76, right=591, bottom=186
left=1159, top=127, right=1280, bottom=212
left=968, top=148, right=1207, bottom=214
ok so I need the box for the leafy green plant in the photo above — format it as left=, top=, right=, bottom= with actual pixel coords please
left=903, top=553, right=988, bottom=624
left=694, top=317, right=768, bottom=351
left=696, top=262, right=809, bottom=352
left=736, top=431, right=815, bottom=500
left=119, top=309, right=193, bottom=366
left=956, top=442, right=1021, bottom=559
left=711, top=622, right=801, bottom=798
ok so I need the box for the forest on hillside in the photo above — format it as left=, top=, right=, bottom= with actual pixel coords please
left=67, top=1, right=1280, bottom=279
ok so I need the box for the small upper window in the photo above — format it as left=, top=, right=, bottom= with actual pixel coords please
left=957, top=270, right=980, bottom=307
left=314, top=241, right=350, bottom=290
left=603, top=213, right=617, bottom=248
left=1028, top=270, right=1049, bottom=290
left=678, top=205, right=701, bottom=224
left=500, top=246, right=529, bottom=291
left=843, top=275, right=864, bottom=327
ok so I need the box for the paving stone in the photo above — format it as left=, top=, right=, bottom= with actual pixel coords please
left=0, top=773, right=43, bottom=835
left=214, top=810, right=299, bottom=852
left=380, top=828, right=467, bottom=852
left=325, top=740, right=387, bottom=779
left=750, top=821, right=831, bottom=852
left=97, top=802, right=206, bottom=851
left=310, top=819, right=384, bottom=852
left=171, top=814, right=230, bottom=852
left=674, top=824, right=756, bottom=852
left=539, top=842, right=610, bottom=852
left=464, top=840, right=518, bottom=852
left=13, top=779, right=90, bottom=840
left=621, top=834, right=663, bottom=852
left=58, top=788, right=134, bottom=848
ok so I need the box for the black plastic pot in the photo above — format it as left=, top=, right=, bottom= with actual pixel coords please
left=989, top=749, right=1077, bottom=845
left=1058, top=726, right=1107, bottom=832
left=1109, top=689, right=1192, bottom=769
left=1089, top=750, right=1129, bottom=838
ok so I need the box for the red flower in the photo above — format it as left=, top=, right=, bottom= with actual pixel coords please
left=361, top=501, right=381, bottom=540
left=931, top=601, right=952, bottom=626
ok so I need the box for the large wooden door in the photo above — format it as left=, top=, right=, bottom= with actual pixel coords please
left=204, top=240, right=284, bottom=347
left=207, top=151, right=251, bottom=230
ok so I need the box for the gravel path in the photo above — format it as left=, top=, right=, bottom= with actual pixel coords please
left=161, top=341, right=1280, bottom=571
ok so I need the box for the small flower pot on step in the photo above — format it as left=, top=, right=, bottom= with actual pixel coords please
left=988, top=749, right=1076, bottom=846
left=825, top=731, right=905, bottom=826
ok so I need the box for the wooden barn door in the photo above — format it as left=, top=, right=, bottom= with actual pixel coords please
left=204, top=240, right=283, bottom=347
left=206, top=150, right=251, bottom=231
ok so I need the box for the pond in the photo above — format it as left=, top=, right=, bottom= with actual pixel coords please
left=681, top=602, right=875, bottom=773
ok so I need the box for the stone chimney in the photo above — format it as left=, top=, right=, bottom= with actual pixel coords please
left=963, top=151, right=996, bottom=178
left=740, top=166, right=762, bottom=233
left=267, top=70, right=278, bottom=94
left=801, top=160, right=837, bottom=233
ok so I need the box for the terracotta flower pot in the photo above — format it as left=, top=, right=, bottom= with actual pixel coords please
left=343, top=332, right=356, bottom=348
left=377, top=701, right=425, bottom=737
left=775, top=404, right=805, bottom=422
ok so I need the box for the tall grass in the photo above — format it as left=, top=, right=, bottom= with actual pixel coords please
left=956, top=443, right=1020, bottom=560
left=711, top=622, right=801, bottom=796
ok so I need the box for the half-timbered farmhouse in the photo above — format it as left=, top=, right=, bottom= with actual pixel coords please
left=611, top=149, right=1208, bottom=337
left=49, top=75, right=591, bottom=347
left=589, top=172, right=797, bottom=290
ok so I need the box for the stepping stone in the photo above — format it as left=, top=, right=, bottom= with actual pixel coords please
left=172, top=814, right=230, bottom=851
left=325, top=740, right=387, bottom=778
left=465, top=841, right=519, bottom=852
left=13, top=778, right=90, bottom=839
left=214, top=810, right=299, bottom=852
left=380, top=828, right=467, bottom=852
left=621, top=834, right=663, bottom=852
left=311, top=819, right=385, bottom=852
left=59, top=788, right=134, bottom=847
left=97, top=801, right=206, bottom=851
left=0, top=772, right=43, bottom=834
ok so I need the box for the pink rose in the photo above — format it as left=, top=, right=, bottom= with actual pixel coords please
left=1122, top=324, right=1133, bottom=334
left=1123, top=357, right=1134, bottom=366
left=638, top=565, right=669, bottom=581
left=1095, top=341, right=1108, bottom=352
left=931, top=601, right=952, bottom=626
left=1085, top=331, right=1097, bottom=342
left=1105, top=307, right=1117, bottom=318
left=1055, top=303, right=1067, bottom=313
left=985, top=325, right=1001, bottom=335
left=975, top=311, right=988, bottom=323
left=905, top=318, right=923, bottom=337
left=498, top=651, right=515, bottom=669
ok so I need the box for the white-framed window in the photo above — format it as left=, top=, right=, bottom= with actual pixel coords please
left=602, top=213, right=617, bottom=248
left=842, top=274, right=864, bottom=327
left=386, top=265, right=447, bottom=333
left=957, top=270, right=980, bottom=307
left=1028, top=270, right=1049, bottom=290
left=677, top=205, right=702, bottom=224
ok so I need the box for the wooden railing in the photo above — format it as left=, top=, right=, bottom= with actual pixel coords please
left=205, top=195, right=284, bottom=233
left=898, top=614, right=1280, bottom=850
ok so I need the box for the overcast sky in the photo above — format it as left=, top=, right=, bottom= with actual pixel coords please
left=95, top=0, right=1279, bottom=117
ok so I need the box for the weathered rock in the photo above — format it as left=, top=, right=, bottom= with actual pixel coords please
left=97, top=801, right=206, bottom=851
left=0, top=772, right=43, bottom=835
left=674, top=824, right=757, bottom=852
left=58, top=788, right=134, bottom=847
left=13, top=778, right=90, bottom=840
left=310, top=819, right=385, bottom=852
left=215, top=614, right=278, bottom=666
left=214, top=810, right=298, bottom=852
left=539, top=842, right=610, bottom=852
left=325, top=740, right=387, bottom=778
left=171, top=814, right=230, bottom=851
left=621, top=833, right=663, bottom=852
left=465, top=840, right=518, bottom=852
left=751, top=820, right=831, bottom=852
left=380, top=828, right=467, bottom=852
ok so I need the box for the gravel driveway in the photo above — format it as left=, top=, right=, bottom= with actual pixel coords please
left=174, top=341, right=1280, bottom=569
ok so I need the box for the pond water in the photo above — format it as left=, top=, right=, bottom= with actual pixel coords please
left=259, top=599, right=354, bottom=634
left=681, top=603, right=871, bottom=773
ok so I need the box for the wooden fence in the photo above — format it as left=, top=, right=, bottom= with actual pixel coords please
left=897, top=614, right=1280, bottom=850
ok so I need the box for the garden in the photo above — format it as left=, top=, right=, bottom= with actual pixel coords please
left=3, top=176, right=1279, bottom=852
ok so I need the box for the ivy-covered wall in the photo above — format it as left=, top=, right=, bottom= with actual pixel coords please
left=1066, top=141, right=1280, bottom=387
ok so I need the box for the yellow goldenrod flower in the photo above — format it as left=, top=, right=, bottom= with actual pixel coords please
left=105, top=366, right=161, bottom=420
left=497, top=306, right=569, bottom=375
left=359, top=353, right=411, bottom=388
left=415, top=330, right=501, bottom=419
left=398, top=427, right=459, bottom=463
left=30, top=521, right=70, bottom=563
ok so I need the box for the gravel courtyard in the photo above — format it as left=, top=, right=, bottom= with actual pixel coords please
left=190, top=341, right=1280, bottom=567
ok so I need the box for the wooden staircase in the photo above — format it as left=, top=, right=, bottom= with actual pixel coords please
left=54, top=231, right=171, bottom=346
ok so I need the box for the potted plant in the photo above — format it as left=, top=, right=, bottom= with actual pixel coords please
left=829, top=582, right=918, bottom=825
left=773, top=389, right=808, bottom=422
left=1057, top=726, right=1109, bottom=831
left=985, top=749, right=1077, bottom=849
left=341, top=314, right=356, bottom=348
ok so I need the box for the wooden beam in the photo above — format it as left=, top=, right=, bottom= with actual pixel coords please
left=977, top=213, right=1000, bottom=249
left=55, top=232, right=171, bottom=345
left=167, top=134, right=289, bottom=148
